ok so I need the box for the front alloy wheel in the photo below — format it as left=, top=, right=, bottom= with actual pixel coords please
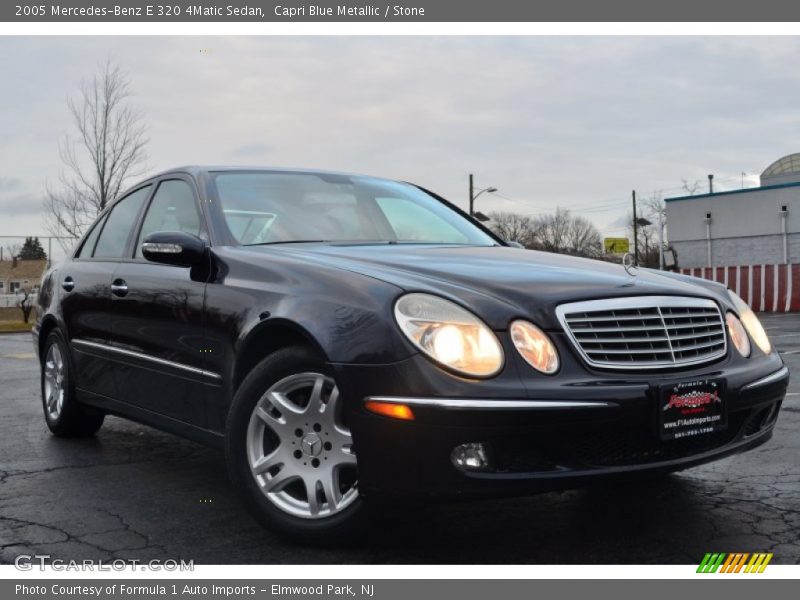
left=226, top=346, right=369, bottom=543
left=246, top=372, right=359, bottom=519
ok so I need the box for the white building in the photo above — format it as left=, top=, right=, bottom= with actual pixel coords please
left=665, top=153, right=800, bottom=269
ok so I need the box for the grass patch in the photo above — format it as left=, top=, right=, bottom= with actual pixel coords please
left=0, top=321, right=32, bottom=333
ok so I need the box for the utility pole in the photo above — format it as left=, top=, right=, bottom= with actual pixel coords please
left=632, top=190, right=638, bottom=266
left=708, top=174, right=714, bottom=194
left=469, top=173, right=474, bottom=216
left=657, top=208, right=665, bottom=271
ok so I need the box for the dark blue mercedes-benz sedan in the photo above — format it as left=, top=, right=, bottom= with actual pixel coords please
left=33, top=166, right=788, bottom=542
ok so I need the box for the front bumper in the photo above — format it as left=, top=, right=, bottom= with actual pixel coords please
left=342, top=360, right=788, bottom=499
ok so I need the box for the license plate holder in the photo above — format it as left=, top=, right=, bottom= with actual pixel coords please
left=658, top=378, right=726, bottom=440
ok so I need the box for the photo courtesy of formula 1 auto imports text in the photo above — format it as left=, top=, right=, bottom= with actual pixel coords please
left=0, top=0, right=798, bottom=597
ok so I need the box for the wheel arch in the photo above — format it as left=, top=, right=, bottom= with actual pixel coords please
left=37, top=314, right=62, bottom=363
left=232, top=318, right=329, bottom=395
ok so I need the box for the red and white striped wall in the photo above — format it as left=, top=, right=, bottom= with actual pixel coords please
left=680, top=264, right=799, bottom=312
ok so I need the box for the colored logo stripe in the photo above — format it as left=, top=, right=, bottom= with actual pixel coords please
left=697, top=553, right=773, bottom=573
left=745, top=553, right=773, bottom=573
left=697, top=553, right=726, bottom=573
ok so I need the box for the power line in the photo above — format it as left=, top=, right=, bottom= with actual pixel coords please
left=490, top=192, right=630, bottom=213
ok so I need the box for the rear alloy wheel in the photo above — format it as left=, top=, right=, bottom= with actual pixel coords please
left=41, top=330, right=104, bottom=437
left=43, top=343, right=66, bottom=421
left=246, top=372, right=359, bottom=519
left=226, top=347, right=369, bottom=543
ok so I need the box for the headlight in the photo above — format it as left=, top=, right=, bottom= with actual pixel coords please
left=726, top=312, right=751, bottom=358
left=509, top=320, right=559, bottom=374
left=394, top=293, right=504, bottom=378
left=727, top=291, right=772, bottom=355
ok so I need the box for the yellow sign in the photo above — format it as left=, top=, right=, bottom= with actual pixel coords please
left=604, top=237, right=630, bottom=254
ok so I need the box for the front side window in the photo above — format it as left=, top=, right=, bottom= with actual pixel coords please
left=93, top=186, right=152, bottom=258
left=135, top=180, right=203, bottom=257
left=212, top=172, right=496, bottom=246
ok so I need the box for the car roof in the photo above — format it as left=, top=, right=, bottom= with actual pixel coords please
left=146, top=165, right=396, bottom=182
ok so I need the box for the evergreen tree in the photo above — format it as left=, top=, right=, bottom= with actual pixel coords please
left=18, top=237, right=47, bottom=260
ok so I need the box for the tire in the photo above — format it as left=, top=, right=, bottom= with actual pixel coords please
left=225, top=346, right=370, bottom=544
left=41, top=330, right=105, bottom=437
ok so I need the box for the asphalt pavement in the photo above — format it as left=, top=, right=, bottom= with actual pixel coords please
left=1, top=315, right=798, bottom=564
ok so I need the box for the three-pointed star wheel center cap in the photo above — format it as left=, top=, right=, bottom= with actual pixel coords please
left=301, top=433, right=323, bottom=457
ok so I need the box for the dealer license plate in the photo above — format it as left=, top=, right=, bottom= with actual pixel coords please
left=658, top=379, right=726, bottom=440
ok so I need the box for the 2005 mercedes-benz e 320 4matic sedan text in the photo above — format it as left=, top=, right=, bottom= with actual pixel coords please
left=34, top=166, right=788, bottom=542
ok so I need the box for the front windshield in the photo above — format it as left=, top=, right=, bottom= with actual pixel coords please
left=211, top=171, right=497, bottom=246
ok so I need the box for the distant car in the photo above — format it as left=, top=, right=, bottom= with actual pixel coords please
left=34, top=166, right=788, bottom=542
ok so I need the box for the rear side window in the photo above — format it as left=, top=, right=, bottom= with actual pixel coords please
left=135, top=180, right=203, bottom=257
left=93, top=186, right=151, bottom=258
left=75, top=213, right=107, bottom=258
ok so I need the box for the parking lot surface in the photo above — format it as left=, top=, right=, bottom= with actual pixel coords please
left=1, top=314, right=798, bottom=564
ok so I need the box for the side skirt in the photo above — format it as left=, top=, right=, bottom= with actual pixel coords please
left=76, top=388, right=225, bottom=449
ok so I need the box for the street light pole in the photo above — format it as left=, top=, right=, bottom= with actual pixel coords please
left=632, top=190, right=638, bottom=266
left=468, top=174, right=497, bottom=221
left=469, top=173, right=474, bottom=216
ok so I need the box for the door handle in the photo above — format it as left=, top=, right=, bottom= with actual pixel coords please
left=62, top=277, right=75, bottom=292
left=111, top=279, right=129, bottom=297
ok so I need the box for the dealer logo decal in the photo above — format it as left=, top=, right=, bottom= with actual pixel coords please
left=664, top=389, right=721, bottom=411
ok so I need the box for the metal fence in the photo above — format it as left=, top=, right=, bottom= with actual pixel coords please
left=681, top=263, right=799, bottom=312
left=0, top=293, right=37, bottom=308
left=0, top=235, right=77, bottom=266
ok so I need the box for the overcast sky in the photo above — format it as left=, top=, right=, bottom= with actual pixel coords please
left=2, top=36, right=800, bottom=258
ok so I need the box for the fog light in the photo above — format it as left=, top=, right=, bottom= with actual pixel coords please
left=451, top=442, right=493, bottom=472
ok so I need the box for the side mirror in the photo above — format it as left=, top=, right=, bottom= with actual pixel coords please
left=506, top=240, right=525, bottom=249
left=141, top=231, right=207, bottom=267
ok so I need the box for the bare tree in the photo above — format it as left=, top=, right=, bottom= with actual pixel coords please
left=532, top=207, right=570, bottom=253
left=17, top=288, right=34, bottom=323
left=641, top=192, right=665, bottom=221
left=487, top=212, right=540, bottom=248
left=626, top=207, right=661, bottom=268
left=3, top=242, right=21, bottom=261
left=564, top=212, right=603, bottom=258
left=529, top=207, right=601, bottom=258
left=44, top=60, right=148, bottom=243
left=681, top=179, right=702, bottom=195
left=639, top=192, right=668, bottom=268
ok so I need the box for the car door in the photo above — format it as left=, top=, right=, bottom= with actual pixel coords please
left=63, top=185, right=153, bottom=400
left=108, top=176, right=211, bottom=427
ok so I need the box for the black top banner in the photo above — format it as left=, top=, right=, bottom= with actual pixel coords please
left=5, top=0, right=800, bottom=22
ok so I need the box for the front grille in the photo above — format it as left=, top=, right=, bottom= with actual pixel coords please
left=556, top=296, right=727, bottom=370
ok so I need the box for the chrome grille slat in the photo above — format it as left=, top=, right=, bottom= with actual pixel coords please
left=576, top=336, right=670, bottom=343
left=665, top=331, right=724, bottom=342
left=664, top=321, right=720, bottom=330
left=570, top=324, right=670, bottom=333
left=556, top=296, right=727, bottom=370
left=565, top=315, right=663, bottom=323
left=586, top=348, right=673, bottom=355
left=666, top=339, right=725, bottom=352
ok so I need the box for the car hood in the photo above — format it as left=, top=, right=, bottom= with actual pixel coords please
left=263, top=244, right=728, bottom=330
